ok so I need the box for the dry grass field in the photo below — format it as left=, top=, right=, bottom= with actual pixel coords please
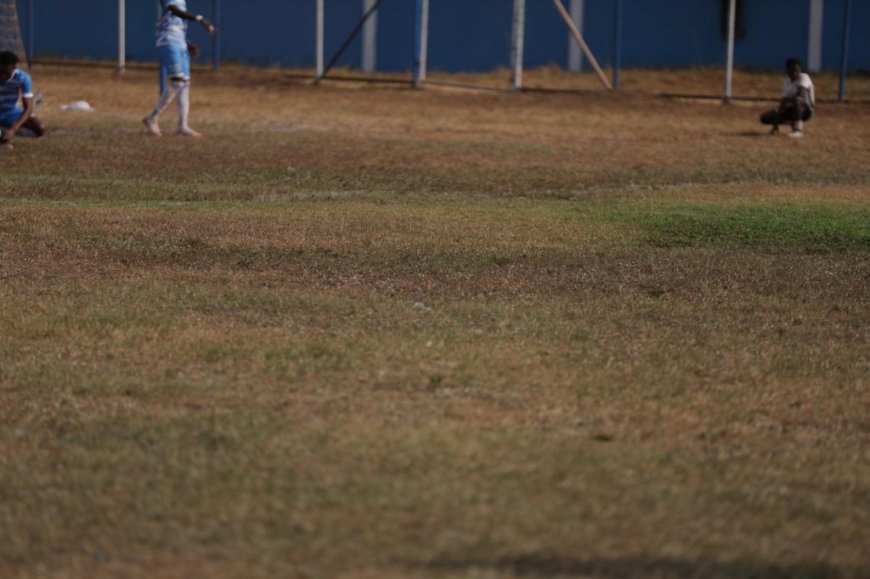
left=1, top=64, right=868, bottom=579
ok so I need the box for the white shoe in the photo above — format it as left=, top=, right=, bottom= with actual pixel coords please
left=178, top=126, right=202, bottom=138
left=142, top=116, right=161, bottom=137
left=788, top=130, right=804, bottom=139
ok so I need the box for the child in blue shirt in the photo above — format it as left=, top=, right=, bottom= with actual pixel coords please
left=142, top=0, right=215, bottom=138
left=0, top=50, right=44, bottom=148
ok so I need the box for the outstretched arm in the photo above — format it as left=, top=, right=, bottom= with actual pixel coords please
left=167, top=4, right=216, bottom=34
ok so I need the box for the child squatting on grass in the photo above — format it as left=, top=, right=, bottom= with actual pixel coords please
left=760, top=57, right=815, bottom=138
left=0, top=50, right=45, bottom=150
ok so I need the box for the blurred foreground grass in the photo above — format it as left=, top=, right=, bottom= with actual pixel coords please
left=1, top=66, right=868, bottom=578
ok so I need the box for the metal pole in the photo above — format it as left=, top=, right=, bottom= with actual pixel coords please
left=158, top=1, right=165, bottom=94
left=838, top=0, right=852, bottom=102
left=212, top=0, right=220, bottom=71
left=510, top=0, right=526, bottom=90
left=413, top=0, right=429, bottom=87
left=316, top=0, right=325, bottom=80
left=567, top=0, right=584, bottom=71
left=612, top=0, right=623, bottom=89
left=27, top=0, right=33, bottom=68
left=724, top=0, right=736, bottom=102
left=118, top=0, right=125, bottom=73
left=362, top=0, right=378, bottom=73
left=807, top=0, right=824, bottom=73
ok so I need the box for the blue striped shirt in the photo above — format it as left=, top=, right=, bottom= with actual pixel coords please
left=0, top=69, right=32, bottom=113
left=156, top=0, right=188, bottom=48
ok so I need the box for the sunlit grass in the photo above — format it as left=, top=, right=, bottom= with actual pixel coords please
left=1, top=66, right=868, bottom=579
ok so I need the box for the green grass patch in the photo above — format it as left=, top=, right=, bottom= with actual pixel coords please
left=604, top=202, right=870, bottom=251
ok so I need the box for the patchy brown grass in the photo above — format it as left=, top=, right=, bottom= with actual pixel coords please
left=0, top=65, right=868, bottom=579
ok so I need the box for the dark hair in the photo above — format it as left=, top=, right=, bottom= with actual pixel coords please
left=0, top=50, right=19, bottom=65
left=785, top=57, right=802, bottom=70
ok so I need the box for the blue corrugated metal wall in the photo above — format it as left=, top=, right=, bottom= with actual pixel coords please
left=16, top=0, right=869, bottom=72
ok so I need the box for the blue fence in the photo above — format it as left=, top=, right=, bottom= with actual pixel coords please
left=16, top=0, right=869, bottom=73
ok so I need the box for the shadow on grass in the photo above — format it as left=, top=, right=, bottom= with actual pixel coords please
left=732, top=130, right=768, bottom=138
left=413, top=555, right=854, bottom=578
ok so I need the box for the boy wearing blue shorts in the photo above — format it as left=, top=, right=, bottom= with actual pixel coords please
left=0, top=50, right=44, bottom=149
left=143, top=0, right=215, bottom=138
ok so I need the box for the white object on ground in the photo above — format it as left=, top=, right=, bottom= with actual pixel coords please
left=60, top=101, right=95, bottom=112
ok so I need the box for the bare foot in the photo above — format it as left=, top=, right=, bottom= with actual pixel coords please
left=178, top=126, right=202, bottom=138
left=142, top=116, right=162, bottom=137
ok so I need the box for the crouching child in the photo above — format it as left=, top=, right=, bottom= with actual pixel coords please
left=0, top=50, right=44, bottom=148
left=760, top=57, right=815, bottom=138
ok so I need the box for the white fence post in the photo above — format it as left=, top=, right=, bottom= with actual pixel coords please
left=808, top=0, right=824, bottom=73
left=511, top=0, right=526, bottom=90
left=567, top=0, right=584, bottom=71
left=724, top=0, right=736, bottom=102
left=413, top=0, right=429, bottom=87
left=316, top=0, right=325, bottom=80
left=118, top=0, right=125, bottom=73
left=362, top=0, right=378, bottom=73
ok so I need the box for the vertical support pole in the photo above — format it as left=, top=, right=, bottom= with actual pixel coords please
left=212, top=0, right=221, bottom=70
left=724, top=0, right=736, bottom=102
left=158, top=0, right=165, bottom=94
left=316, top=0, right=325, bottom=80
left=27, top=0, right=34, bottom=68
left=362, top=0, right=378, bottom=73
left=510, top=0, right=526, bottom=90
left=612, top=0, right=623, bottom=89
left=807, top=0, right=824, bottom=73
left=838, top=0, right=852, bottom=102
left=567, top=0, right=583, bottom=71
left=413, top=0, right=429, bottom=87
left=118, top=0, right=125, bottom=74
